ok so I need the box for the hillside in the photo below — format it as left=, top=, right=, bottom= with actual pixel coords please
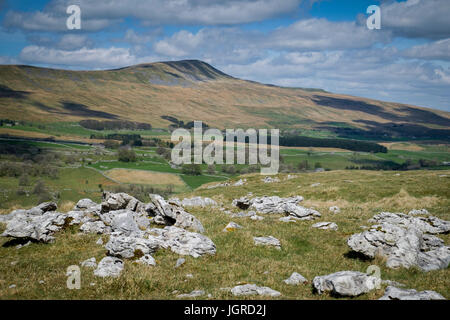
left=0, top=60, right=449, bottom=139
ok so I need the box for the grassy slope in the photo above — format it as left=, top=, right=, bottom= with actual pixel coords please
left=0, top=170, right=448, bottom=299
left=1, top=61, right=449, bottom=131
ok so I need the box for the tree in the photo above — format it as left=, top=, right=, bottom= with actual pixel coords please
left=118, top=147, right=137, bottom=162
left=182, top=164, right=202, bottom=176
left=314, top=162, right=322, bottom=169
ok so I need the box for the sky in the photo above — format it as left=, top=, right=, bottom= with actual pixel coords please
left=0, top=0, right=449, bottom=112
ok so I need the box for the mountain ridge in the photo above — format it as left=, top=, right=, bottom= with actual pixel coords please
left=0, top=59, right=449, bottom=139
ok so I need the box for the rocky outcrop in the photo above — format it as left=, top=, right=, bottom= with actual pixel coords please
left=1, top=202, right=69, bottom=243
left=148, top=194, right=205, bottom=233
left=149, top=226, right=216, bottom=258
left=231, top=284, right=281, bottom=297
left=232, top=195, right=320, bottom=220
left=347, top=211, right=450, bottom=271
left=313, top=271, right=381, bottom=297
left=105, top=232, right=161, bottom=259
left=379, top=286, right=445, bottom=300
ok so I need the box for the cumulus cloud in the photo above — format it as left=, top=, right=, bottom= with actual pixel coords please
left=267, top=18, right=391, bottom=51
left=3, top=0, right=302, bottom=33
left=403, top=39, right=450, bottom=61
left=380, top=0, right=450, bottom=39
left=19, top=45, right=139, bottom=69
left=3, top=9, right=119, bottom=32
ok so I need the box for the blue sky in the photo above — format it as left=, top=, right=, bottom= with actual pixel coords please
left=0, top=0, right=449, bottom=112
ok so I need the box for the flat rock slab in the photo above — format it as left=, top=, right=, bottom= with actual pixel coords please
left=313, top=271, right=381, bottom=297
left=231, top=284, right=281, bottom=297
left=312, top=222, right=338, bottom=231
left=379, top=286, right=445, bottom=300
left=254, top=236, right=281, bottom=249
left=176, top=290, right=205, bottom=298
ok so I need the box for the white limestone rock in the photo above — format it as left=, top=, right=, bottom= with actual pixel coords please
left=223, top=222, right=243, bottom=232
left=313, top=271, right=381, bottom=297
left=379, top=286, right=445, bottom=300
left=254, top=236, right=281, bottom=249
left=81, top=257, right=97, bottom=268
left=284, top=272, right=307, bottom=285
left=312, top=222, right=338, bottom=231
left=94, top=256, right=124, bottom=278
left=231, top=284, right=281, bottom=297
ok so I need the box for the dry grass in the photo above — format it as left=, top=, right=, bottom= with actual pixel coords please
left=0, top=170, right=449, bottom=300
left=105, top=168, right=185, bottom=186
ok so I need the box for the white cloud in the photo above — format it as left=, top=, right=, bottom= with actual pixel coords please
left=19, top=45, right=138, bottom=69
left=267, top=18, right=390, bottom=51
left=380, top=0, right=450, bottom=39
left=3, top=0, right=302, bottom=32
left=403, top=39, right=450, bottom=61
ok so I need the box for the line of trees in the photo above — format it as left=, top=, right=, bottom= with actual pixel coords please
left=80, top=120, right=152, bottom=131
left=279, top=135, right=387, bottom=153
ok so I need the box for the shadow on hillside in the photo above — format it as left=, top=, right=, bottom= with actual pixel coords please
left=312, top=95, right=450, bottom=126
left=61, top=101, right=118, bottom=119
left=33, top=100, right=118, bottom=119
left=0, top=85, right=30, bottom=99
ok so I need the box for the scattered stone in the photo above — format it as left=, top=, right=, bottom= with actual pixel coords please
left=10, top=261, right=18, bottom=266
left=185, top=273, right=194, bottom=279
left=39, top=280, right=45, bottom=284
left=136, top=254, right=156, bottom=266
left=310, top=183, right=321, bottom=187
left=175, top=258, right=186, bottom=268
left=176, top=290, right=205, bottom=298
left=284, top=272, right=307, bottom=285
left=279, top=216, right=299, bottom=223
left=223, top=222, right=243, bottom=232
left=81, top=257, right=97, bottom=268
left=9, top=284, right=16, bottom=289
left=329, top=206, right=341, bottom=214
left=96, top=237, right=103, bottom=245
left=254, top=236, right=281, bottom=249
left=313, top=271, right=381, bottom=297
left=250, top=215, right=264, bottom=221
left=231, top=284, right=281, bottom=297
left=312, top=222, right=338, bottom=231
left=94, top=257, right=124, bottom=278
left=262, top=176, right=280, bottom=183
left=379, top=286, right=445, bottom=300
left=90, top=282, right=96, bottom=287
